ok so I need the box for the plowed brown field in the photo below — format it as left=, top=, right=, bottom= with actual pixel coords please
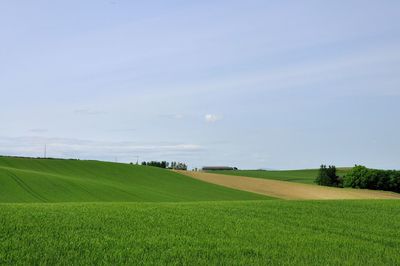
left=177, top=171, right=400, bottom=200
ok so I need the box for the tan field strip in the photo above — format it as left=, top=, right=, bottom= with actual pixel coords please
left=176, top=170, right=400, bottom=200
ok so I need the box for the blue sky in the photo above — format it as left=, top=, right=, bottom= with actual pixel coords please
left=1, top=0, right=399, bottom=169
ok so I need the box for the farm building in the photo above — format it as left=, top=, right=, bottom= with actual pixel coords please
left=202, top=166, right=237, bottom=171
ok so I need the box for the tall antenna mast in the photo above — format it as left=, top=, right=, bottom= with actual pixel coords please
left=44, top=144, right=47, bottom=158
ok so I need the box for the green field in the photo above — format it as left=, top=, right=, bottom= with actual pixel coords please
left=0, top=156, right=267, bottom=203
left=1, top=157, right=399, bottom=265
left=1, top=200, right=400, bottom=265
left=209, top=168, right=351, bottom=184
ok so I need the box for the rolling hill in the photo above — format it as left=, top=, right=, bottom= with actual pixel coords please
left=0, top=156, right=268, bottom=203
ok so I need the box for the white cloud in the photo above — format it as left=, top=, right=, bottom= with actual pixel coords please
left=205, top=114, right=222, bottom=123
left=174, top=114, right=184, bottom=119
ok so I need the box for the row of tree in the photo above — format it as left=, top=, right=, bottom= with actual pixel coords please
left=315, top=164, right=400, bottom=193
left=142, top=161, right=169, bottom=168
left=342, top=165, right=400, bottom=192
left=141, top=161, right=188, bottom=170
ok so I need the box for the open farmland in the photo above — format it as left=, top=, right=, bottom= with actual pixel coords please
left=3, top=1, right=400, bottom=265
left=180, top=170, right=400, bottom=200
left=208, top=168, right=351, bottom=184
left=1, top=157, right=400, bottom=265
left=0, top=157, right=267, bottom=203
left=1, top=200, right=400, bottom=265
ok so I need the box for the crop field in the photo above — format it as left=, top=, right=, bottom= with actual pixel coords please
left=0, top=157, right=267, bottom=203
left=1, top=200, right=400, bottom=265
left=208, top=168, right=351, bottom=184
left=181, top=170, right=400, bottom=200
left=1, top=157, right=400, bottom=265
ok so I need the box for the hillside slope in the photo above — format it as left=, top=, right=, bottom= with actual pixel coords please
left=0, top=157, right=268, bottom=203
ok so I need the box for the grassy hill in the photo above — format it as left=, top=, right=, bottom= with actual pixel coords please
left=1, top=200, right=400, bottom=265
left=0, top=156, right=268, bottom=203
left=208, top=168, right=351, bottom=184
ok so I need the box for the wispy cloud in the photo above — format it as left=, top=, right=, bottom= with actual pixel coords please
left=0, top=136, right=203, bottom=163
left=145, top=43, right=400, bottom=98
left=74, top=108, right=106, bottom=116
left=29, top=128, right=48, bottom=133
left=159, top=113, right=185, bottom=120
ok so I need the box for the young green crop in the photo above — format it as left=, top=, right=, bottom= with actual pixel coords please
left=1, top=200, right=399, bottom=265
left=2, top=157, right=398, bottom=265
left=0, top=157, right=268, bottom=203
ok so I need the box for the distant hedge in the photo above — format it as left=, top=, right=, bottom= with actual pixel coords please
left=343, top=165, right=400, bottom=193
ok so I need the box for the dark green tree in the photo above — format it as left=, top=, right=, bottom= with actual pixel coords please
left=315, top=165, right=340, bottom=187
left=316, top=165, right=330, bottom=186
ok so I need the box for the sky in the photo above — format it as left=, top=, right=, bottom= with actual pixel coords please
left=1, top=0, right=400, bottom=169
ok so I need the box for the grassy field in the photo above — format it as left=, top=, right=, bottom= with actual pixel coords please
left=1, top=200, right=400, bottom=265
left=208, top=168, right=351, bottom=184
left=1, top=157, right=399, bottom=265
left=0, top=156, right=267, bottom=203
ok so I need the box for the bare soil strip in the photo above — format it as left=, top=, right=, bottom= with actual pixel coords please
left=176, top=171, right=400, bottom=200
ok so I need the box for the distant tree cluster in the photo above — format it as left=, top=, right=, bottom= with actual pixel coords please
left=141, top=161, right=169, bottom=168
left=343, top=165, right=400, bottom=192
left=315, top=165, right=341, bottom=187
left=141, top=161, right=187, bottom=170
left=315, top=164, right=400, bottom=193
left=170, top=162, right=187, bottom=170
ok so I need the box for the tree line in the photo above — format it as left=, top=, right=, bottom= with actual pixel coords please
left=141, top=161, right=187, bottom=170
left=315, top=164, right=400, bottom=193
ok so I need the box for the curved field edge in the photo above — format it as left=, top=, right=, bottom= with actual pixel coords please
left=208, top=168, right=351, bottom=184
left=0, top=157, right=270, bottom=203
left=1, top=200, right=400, bottom=265
left=179, top=171, right=400, bottom=200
